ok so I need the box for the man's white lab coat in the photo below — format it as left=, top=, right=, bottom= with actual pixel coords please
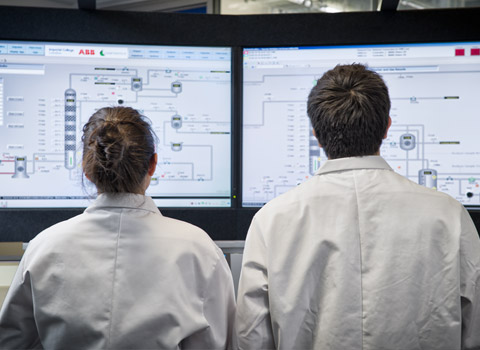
left=235, top=156, right=480, bottom=350
left=0, top=193, right=235, bottom=349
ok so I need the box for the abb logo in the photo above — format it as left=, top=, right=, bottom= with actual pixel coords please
left=79, top=49, right=95, bottom=55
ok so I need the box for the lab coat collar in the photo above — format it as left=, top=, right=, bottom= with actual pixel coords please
left=315, top=156, right=393, bottom=176
left=86, top=193, right=161, bottom=215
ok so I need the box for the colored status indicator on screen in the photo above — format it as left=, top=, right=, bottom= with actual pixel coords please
left=66, top=151, right=74, bottom=168
left=455, top=48, right=465, bottom=56
left=471, top=48, right=480, bottom=56
left=312, top=157, right=321, bottom=172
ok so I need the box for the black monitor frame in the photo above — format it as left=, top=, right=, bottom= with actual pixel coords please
left=0, top=5, right=479, bottom=241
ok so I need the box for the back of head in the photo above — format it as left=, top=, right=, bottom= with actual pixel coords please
left=307, top=64, right=391, bottom=159
left=82, top=106, right=156, bottom=194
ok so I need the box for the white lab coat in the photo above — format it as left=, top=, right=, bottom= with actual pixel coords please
left=235, top=156, right=480, bottom=350
left=0, top=193, right=236, bottom=349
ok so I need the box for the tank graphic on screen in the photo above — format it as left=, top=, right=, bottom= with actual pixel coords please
left=12, top=156, right=29, bottom=179
left=171, top=115, right=182, bottom=129
left=400, top=133, right=416, bottom=151
left=64, top=89, right=77, bottom=170
left=419, top=169, right=438, bottom=190
left=171, top=142, right=183, bottom=152
left=171, top=81, right=182, bottom=94
left=131, top=77, right=143, bottom=92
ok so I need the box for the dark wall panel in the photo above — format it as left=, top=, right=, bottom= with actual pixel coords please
left=1, top=6, right=480, bottom=47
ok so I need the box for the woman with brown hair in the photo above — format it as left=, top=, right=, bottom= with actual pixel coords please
left=0, top=106, right=235, bottom=349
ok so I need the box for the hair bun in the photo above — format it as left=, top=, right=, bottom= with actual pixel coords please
left=94, top=123, right=125, bottom=170
left=82, top=107, right=156, bottom=193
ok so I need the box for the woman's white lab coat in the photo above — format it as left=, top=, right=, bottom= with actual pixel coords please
left=0, top=193, right=235, bottom=349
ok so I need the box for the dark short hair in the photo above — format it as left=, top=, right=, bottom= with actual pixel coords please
left=307, top=64, right=390, bottom=159
left=82, top=106, right=156, bottom=194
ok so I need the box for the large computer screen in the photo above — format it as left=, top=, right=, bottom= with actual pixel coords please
left=0, top=41, right=232, bottom=208
left=242, top=42, right=480, bottom=207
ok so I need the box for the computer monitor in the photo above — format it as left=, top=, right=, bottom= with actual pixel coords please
left=0, top=40, right=232, bottom=208
left=242, top=42, right=480, bottom=207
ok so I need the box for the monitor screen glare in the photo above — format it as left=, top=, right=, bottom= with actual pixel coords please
left=242, top=42, right=480, bottom=207
left=0, top=41, right=232, bottom=208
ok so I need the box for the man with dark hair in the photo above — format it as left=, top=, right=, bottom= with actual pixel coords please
left=235, top=64, right=480, bottom=350
left=308, top=64, right=391, bottom=159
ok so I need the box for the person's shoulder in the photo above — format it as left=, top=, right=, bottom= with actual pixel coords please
left=22, top=213, right=87, bottom=259
left=31, top=213, right=84, bottom=241
left=159, top=215, right=210, bottom=237
left=393, top=171, right=462, bottom=204
left=156, top=215, right=222, bottom=254
left=255, top=177, right=314, bottom=218
left=386, top=171, right=467, bottom=217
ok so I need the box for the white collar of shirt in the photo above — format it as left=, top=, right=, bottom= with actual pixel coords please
left=315, top=156, right=393, bottom=176
left=85, top=193, right=161, bottom=215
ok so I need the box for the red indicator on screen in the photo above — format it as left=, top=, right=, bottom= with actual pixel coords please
left=455, top=48, right=465, bottom=56
left=471, top=48, right=480, bottom=56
